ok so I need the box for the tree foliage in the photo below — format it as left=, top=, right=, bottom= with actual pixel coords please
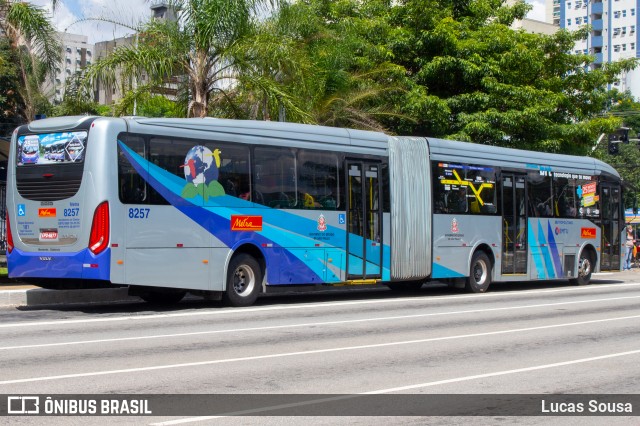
left=375, top=0, right=636, bottom=153
left=0, top=0, right=60, bottom=123
left=82, top=0, right=302, bottom=119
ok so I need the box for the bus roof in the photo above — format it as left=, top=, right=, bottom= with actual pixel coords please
left=426, top=137, right=620, bottom=179
left=127, top=117, right=390, bottom=156
left=19, top=116, right=621, bottom=180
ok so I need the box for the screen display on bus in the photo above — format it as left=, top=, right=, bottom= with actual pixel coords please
left=16, top=131, right=87, bottom=166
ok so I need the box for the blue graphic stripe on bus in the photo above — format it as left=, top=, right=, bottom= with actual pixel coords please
left=546, top=221, right=564, bottom=277
left=536, top=220, right=556, bottom=279
left=528, top=225, right=546, bottom=279
left=8, top=248, right=111, bottom=280
left=431, top=262, right=465, bottom=279
left=118, top=142, right=333, bottom=284
left=118, top=141, right=391, bottom=281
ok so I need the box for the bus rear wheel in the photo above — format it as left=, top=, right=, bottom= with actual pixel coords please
left=223, top=254, right=262, bottom=307
left=466, top=251, right=492, bottom=293
left=570, top=251, right=593, bottom=286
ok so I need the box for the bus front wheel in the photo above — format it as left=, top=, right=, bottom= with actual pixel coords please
left=466, top=252, right=492, bottom=293
left=570, top=251, right=593, bottom=286
left=223, top=254, right=262, bottom=307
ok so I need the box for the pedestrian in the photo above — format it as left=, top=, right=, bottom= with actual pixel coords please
left=624, top=225, right=635, bottom=270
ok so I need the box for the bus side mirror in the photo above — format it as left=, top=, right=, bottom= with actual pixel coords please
left=634, top=197, right=638, bottom=215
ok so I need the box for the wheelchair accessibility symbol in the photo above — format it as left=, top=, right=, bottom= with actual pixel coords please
left=338, top=214, right=345, bottom=224
left=17, top=204, right=26, bottom=216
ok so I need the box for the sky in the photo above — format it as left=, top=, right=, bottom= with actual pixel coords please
left=29, top=0, right=548, bottom=45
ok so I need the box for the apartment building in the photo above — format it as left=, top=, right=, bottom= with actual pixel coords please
left=549, top=0, right=640, bottom=98
left=42, top=32, right=93, bottom=103
left=92, top=1, right=178, bottom=106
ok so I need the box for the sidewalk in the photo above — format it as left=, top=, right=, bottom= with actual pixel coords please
left=0, top=255, right=140, bottom=305
left=0, top=278, right=140, bottom=306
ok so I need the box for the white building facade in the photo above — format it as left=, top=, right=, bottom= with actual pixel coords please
left=42, top=32, right=93, bottom=103
left=549, top=0, right=640, bottom=98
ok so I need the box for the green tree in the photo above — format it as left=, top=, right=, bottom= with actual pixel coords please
left=385, top=0, right=637, bottom=153
left=83, top=0, right=301, bottom=119
left=0, top=0, right=61, bottom=122
left=0, top=38, right=23, bottom=135
left=51, top=72, right=104, bottom=116
left=275, top=0, right=635, bottom=151
left=232, top=0, right=408, bottom=130
left=593, top=93, right=640, bottom=201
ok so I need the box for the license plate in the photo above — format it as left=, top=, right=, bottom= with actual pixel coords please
left=39, top=229, right=58, bottom=240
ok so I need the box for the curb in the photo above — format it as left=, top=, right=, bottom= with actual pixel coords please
left=0, top=287, right=141, bottom=307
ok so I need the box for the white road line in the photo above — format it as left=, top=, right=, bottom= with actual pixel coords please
left=1, top=313, right=639, bottom=386
left=2, top=294, right=640, bottom=351
left=150, top=348, right=640, bottom=425
left=2, top=281, right=640, bottom=329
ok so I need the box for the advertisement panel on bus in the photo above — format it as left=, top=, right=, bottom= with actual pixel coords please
left=19, top=135, right=40, bottom=164
left=16, top=132, right=87, bottom=165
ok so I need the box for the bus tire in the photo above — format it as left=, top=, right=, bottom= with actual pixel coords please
left=466, top=251, right=492, bottom=293
left=386, top=281, right=424, bottom=292
left=570, top=251, right=593, bottom=286
left=223, top=254, right=262, bottom=307
left=140, top=290, right=186, bottom=305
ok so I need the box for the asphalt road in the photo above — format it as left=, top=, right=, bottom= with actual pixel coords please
left=1, top=273, right=639, bottom=425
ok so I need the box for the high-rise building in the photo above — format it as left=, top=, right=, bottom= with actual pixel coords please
left=42, top=32, right=93, bottom=103
left=551, top=0, right=640, bottom=98
left=92, top=36, right=137, bottom=106
left=93, top=1, right=178, bottom=107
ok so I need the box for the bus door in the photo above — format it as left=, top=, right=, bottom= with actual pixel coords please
left=597, top=183, right=622, bottom=271
left=346, top=161, right=383, bottom=280
left=502, top=174, right=528, bottom=275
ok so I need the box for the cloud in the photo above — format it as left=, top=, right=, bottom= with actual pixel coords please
left=29, top=0, right=149, bottom=44
left=525, top=0, right=547, bottom=22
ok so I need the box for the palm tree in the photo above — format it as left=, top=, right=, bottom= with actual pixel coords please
left=257, top=0, right=408, bottom=131
left=0, top=0, right=61, bottom=122
left=84, top=0, right=299, bottom=118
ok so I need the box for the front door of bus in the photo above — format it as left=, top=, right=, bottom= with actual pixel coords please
left=597, top=183, right=622, bottom=271
left=502, top=174, right=528, bottom=275
left=346, top=161, right=383, bottom=280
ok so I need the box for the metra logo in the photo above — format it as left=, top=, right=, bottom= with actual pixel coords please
left=555, top=227, right=569, bottom=235
left=581, top=227, right=597, bottom=239
left=39, top=257, right=52, bottom=261
left=38, top=208, right=56, bottom=217
left=231, top=215, right=262, bottom=231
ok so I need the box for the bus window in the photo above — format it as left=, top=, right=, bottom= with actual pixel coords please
left=528, top=172, right=552, bottom=217
left=554, top=177, right=577, bottom=218
left=432, top=162, right=497, bottom=215
left=254, top=147, right=296, bottom=208
left=118, top=134, right=148, bottom=204
left=297, top=151, right=340, bottom=210
left=206, top=142, right=251, bottom=202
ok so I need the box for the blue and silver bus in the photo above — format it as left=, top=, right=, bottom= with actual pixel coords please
left=6, top=116, right=625, bottom=306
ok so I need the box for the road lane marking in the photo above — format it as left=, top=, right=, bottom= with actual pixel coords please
left=150, top=348, right=640, bottom=424
left=0, top=313, right=639, bottom=385
left=2, top=282, right=640, bottom=329
left=2, top=294, right=640, bottom=351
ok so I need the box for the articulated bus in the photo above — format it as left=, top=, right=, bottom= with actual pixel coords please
left=6, top=116, right=625, bottom=306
